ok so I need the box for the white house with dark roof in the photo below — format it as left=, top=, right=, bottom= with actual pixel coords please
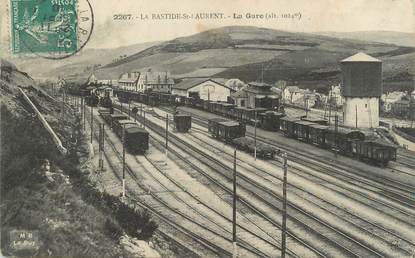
left=118, top=71, right=140, bottom=91
left=172, top=78, right=233, bottom=102
left=137, top=69, right=175, bottom=93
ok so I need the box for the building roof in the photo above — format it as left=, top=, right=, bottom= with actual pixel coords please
left=341, top=52, right=381, bottom=63
left=118, top=71, right=140, bottom=84
left=172, top=78, right=229, bottom=91
left=140, top=71, right=174, bottom=85
left=247, top=82, right=271, bottom=88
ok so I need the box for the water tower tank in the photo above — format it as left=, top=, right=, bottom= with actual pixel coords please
left=341, top=52, right=382, bottom=97
left=340, top=53, right=382, bottom=128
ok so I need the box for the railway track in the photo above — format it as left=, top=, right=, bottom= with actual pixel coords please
left=160, top=105, right=415, bottom=205
left=184, top=129, right=415, bottom=252
left=128, top=103, right=411, bottom=257
left=86, top=111, right=225, bottom=257
left=90, top=108, right=282, bottom=257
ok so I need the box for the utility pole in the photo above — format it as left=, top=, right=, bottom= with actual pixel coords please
left=83, top=97, right=86, bottom=131
left=99, top=123, right=104, bottom=170
left=165, top=114, right=169, bottom=159
left=328, top=91, right=332, bottom=125
left=232, top=149, right=238, bottom=258
left=254, top=110, right=257, bottom=160
left=281, top=152, right=288, bottom=258
left=334, top=115, right=338, bottom=158
left=62, top=88, right=65, bottom=123
left=90, top=105, right=93, bottom=144
left=122, top=124, right=126, bottom=201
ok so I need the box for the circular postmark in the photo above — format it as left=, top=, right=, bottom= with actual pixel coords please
left=11, top=0, right=94, bottom=59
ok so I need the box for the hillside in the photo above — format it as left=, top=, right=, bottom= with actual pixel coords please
left=94, top=26, right=414, bottom=92
left=315, top=31, right=415, bottom=47
left=0, top=61, right=167, bottom=257
left=10, top=42, right=157, bottom=79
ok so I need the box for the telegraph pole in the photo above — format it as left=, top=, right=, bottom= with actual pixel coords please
left=334, top=115, right=338, bottom=158
left=90, top=105, right=93, bottom=144
left=83, top=97, right=86, bottom=131
left=122, top=124, right=126, bottom=201
left=254, top=110, right=257, bottom=160
left=281, top=152, right=288, bottom=258
left=62, top=88, right=65, bottom=123
left=232, top=149, right=238, bottom=258
left=99, top=123, right=104, bottom=170
left=165, top=114, right=169, bottom=158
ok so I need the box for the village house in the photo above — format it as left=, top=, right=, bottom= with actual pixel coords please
left=172, top=78, right=233, bottom=102
left=328, top=85, right=343, bottom=107
left=231, top=82, right=280, bottom=108
left=87, top=70, right=117, bottom=86
left=118, top=71, right=140, bottom=91
left=137, top=69, right=175, bottom=93
left=282, top=86, right=306, bottom=103
left=381, top=91, right=406, bottom=113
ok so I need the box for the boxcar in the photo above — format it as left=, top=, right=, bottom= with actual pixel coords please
left=309, top=124, right=328, bottom=147
left=174, top=114, right=192, bottom=133
left=325, top=127, right=365, bottom=154
left=203, top=100, right=210, bottom=111
left=221, top=103, right=236, bottom=118
left=208, top=118, right=227, bottom=137
left=293, top=120, right=316, bottom=142
left=259, top=111, right=284, bottom=131
left=113, top=119, right=139, bottom=138
left=280, top=117, right=301, bottom=138
left=107, top=114, right=129, bottom=128
left=124, top=127, right=149, bottom=154
left=352, top=139, right=397, bottom=166
left=217, top=121, right=246, bottom=142
left=208, top=118, right=245, bottom=142
left=233, top=107, right=248, bottom=121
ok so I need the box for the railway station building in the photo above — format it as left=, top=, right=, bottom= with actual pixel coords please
left=172, top=78, right=233, bottom=102
left=231, top=82, right=280, bottom=109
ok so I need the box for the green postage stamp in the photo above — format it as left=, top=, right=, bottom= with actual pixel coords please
left=9, top=0, right=93, bottom=58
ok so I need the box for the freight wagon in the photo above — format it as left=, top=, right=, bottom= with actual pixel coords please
left=112, top=89, right=397, bottom=166
left=208, top=118, right=246, bottom=143
left=173, top=114, right=192, bottom=133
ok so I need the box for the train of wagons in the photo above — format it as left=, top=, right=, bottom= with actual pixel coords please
left=98, top=108, right=149, bottom=154
left=89, top=89, right=396, bottom=166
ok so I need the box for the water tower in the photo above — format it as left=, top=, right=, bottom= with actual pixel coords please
left=340, top=52, right=382, bottom=128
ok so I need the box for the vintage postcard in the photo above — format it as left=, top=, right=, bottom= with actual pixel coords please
left=1, top=0, right=414, bottom=257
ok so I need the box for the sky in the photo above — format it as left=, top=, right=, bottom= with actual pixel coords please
left=86, top=0, right=415, bottom=48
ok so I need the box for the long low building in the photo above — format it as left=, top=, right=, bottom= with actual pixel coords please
left=172, top=78, right=233, bottom=102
